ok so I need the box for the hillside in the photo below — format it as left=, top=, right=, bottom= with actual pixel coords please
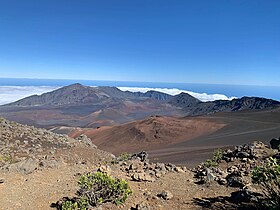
left=0, top=117, right=114, bottom=209
left=1, top=117, right=280, bottom=209
left=69, top=116, right=225, bottom=154
left=64, top=108, right=280, bottom=167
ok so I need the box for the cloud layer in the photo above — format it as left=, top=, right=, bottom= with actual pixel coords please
left=0, top=86, right=59, bottom=105
left=118, top=87, right=236, bottom=102
left=0, top=85, right=236, bottom=105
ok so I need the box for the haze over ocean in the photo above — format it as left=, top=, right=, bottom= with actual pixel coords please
left=0, top=78, right=279, bottom=105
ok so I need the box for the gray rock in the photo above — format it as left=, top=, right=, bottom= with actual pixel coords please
left=227, top=166, right=238, bottom=173
left=97, top=165, right=112, bottom=174
left=217, top=178, right=227, bottom=185
left=206, top=171, right=215, bottom=182
left=175, top=166, right=185, bottom=173
left=237, top=151, right=250, bottom=158
left=133, top=202, right=151, bottom=210
left=37, top=148, right=43, bottom=153
left=270, top=138, right=280, bottom=149
left=9, top=158, right=39, bottom=174
left=39, top=159, right=61, bottom=169
left=231, top=189, right=259, bottom=203
left=155, top=163, right=166, bottom=171
left=226, top=173, right=245, bottom=188
left=75, top=134, right=97, bottom=148
left=158, top=190, right=173, bottom=200
left=132, top=172, right=155, bottom=182
left=132, top=151, right=148, bottom=162
left=165, top=163, right=176, bottom=171
left=129, top=161, right=143, bottom=172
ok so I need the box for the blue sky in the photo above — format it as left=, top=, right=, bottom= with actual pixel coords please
left=0, top=0, right=279, bottom=86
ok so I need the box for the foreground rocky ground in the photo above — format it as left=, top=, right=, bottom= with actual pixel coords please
left=0, top=117, right=279, bottom=210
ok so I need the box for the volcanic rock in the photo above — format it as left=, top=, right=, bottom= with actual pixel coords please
left=158, top=190, right=173, bottom=200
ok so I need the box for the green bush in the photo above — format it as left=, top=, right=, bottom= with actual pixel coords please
left=203, top=149, right=223, bottom=168
left=111, top=152, right=132, bottom=164
left=212, top=149, right=223, bottom=163
left=60, top=172, right=132, bottom=209
left=118, top=152, right=132, bottom=161
left=203, top=159, right=218, bottom=168
left=61, top=200, right=79, bottom=210
left=252, top=157, right=280, bottom=209
left=78, top=172, right=132, bottom=205
left=0, top=153, right=12, bottom=163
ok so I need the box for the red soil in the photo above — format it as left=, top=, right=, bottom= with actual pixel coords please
left=69, top=116, right=225, bottom=155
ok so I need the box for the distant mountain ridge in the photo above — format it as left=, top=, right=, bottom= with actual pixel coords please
left=3, top=83, right=177, bottom=107
left=1, top=83, right=279, bottom=128
left=3, top=83, right=280, bottom=112
left=185, top=96, right=280, bottom=115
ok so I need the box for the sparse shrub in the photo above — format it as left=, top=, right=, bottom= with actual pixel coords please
left=59, top=172, right=132, bottom=209
left=111, top=152, right=132, bottom=164
left=212, top=149, right=223, bottom=163
left=61, top=200, right=79, bottom=210
left=252, top=157, right=280, bottom=209
left=117, top=152, right=131, bottom=162
left=0, top=153, right=14, bottom=165
left=203, top=159, right=218, bottom=168
left=203, top=149, right=223, bottom=168
left=78, top=171, right=132, bottom=205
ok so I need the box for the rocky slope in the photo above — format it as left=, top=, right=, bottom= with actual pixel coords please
left=0, top=117, right=112, bottom=174
left=0, top=117, right=280, bottom=209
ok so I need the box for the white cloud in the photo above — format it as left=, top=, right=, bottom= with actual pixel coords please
left=0, top=86, right=59, bottom=105
left=118, top=87, right=236, bottom=102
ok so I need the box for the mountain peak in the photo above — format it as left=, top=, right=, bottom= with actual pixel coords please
left=169, top=92, right=201, bottom=107
left=63, top=83, right=85, bottom=90
left=69, top=83, right=82, bottom=87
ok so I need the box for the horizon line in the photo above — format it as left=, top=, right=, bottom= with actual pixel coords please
left=0, top=77, right=279, bottom=88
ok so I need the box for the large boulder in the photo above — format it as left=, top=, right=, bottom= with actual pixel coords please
left=270, top=138, right=280, bottom=149
left=8, top=158, right=39, bottom=174
left=132, top=151, right=148, bottom=162
left=132, top=172, right=155, bottom=182
left=231, top=189, right=260, bottom=203
left=226, top=172, right=246, bottom=188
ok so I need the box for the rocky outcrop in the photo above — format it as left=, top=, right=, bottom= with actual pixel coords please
left=112, top=151, right=188, bottom=183
left=75, top=134, right=97, bottom=148
left=0, top=118, right=112, bottom=174
left=8, top=158, right=39, bottom=174
left=194, top=141, right=279, bottom=187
